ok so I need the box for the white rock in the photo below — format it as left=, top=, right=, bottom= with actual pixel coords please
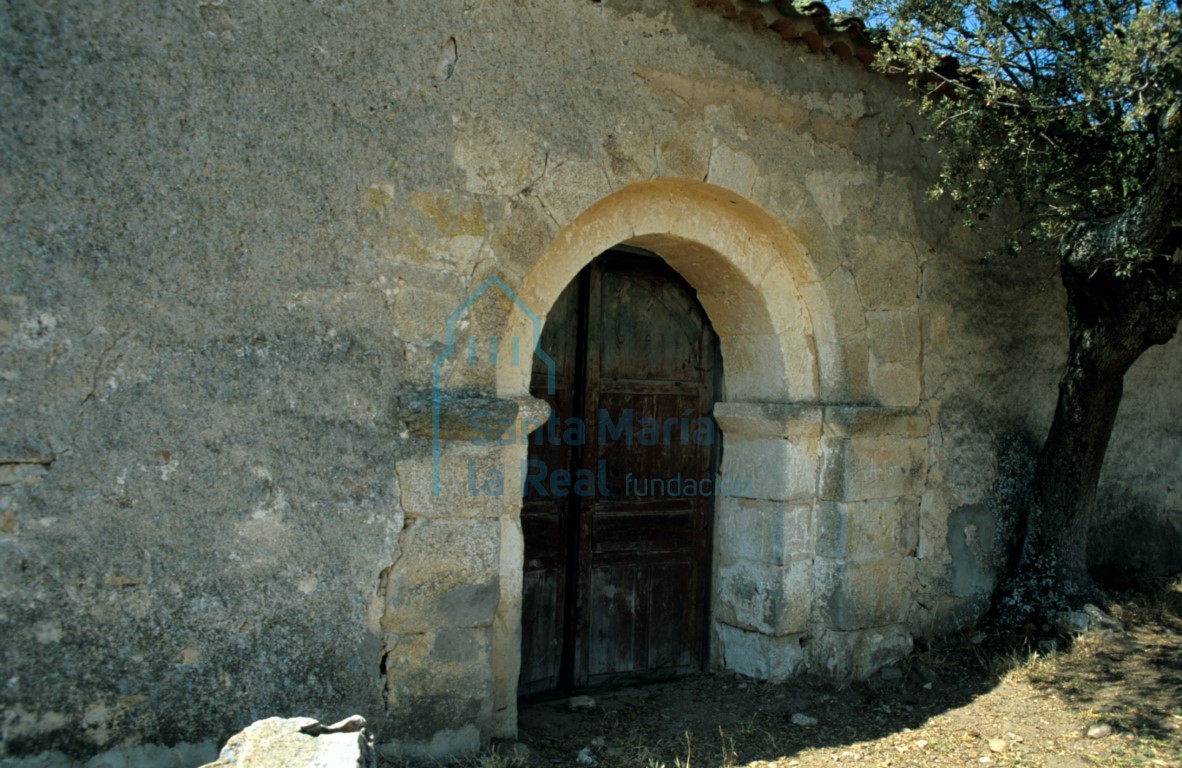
left=200, top=715, right=374, bottom=768
left=1054, top=610, right=1090, bottom=635
left=567, top=695, right=597, bottom=713
left=790, top=713, right=818, bottom=727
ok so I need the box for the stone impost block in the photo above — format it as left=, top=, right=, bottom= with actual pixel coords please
left=716, top=496, right=813, bottom=566
left=402, top=394, right=550, bottom=442
left=397, top=396, right=548, bottom=519
left=719, top=436, right=819, bottom=502
left=822, top=405, right=929, bottom=439
left=714, top=401, right=824, bottom=440
left=381, top=519, right=500, bottom=633
left=817, top=556, right=917, bottom=631
left=814, top=498, right=920, bottom=562
left=716, top=622, right=807, bottom=682
left=715, top=558, right=812, bottom=636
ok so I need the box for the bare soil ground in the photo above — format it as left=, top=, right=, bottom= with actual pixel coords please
left=513, top=579, right=1182, bottom=768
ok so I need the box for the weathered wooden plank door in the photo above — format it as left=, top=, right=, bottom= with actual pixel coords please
left=518, top=272, right=582, bottom=696
left=520, top=250, right=719, bottom=696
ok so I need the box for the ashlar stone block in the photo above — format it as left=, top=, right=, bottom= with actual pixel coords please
left=716, top=334, right=791, bottom=401
left=380, top=519, right=500, bottom=633
left=821, top=434, right=927, bottom=502
left=851, top=236, right=920, bottom=311
left=396, top=445, right=507, bottom=520
left=719, top=436, right=819, bottom=501
left=383, top=628, right=492, bottom=699
left=817, top=556, right=917, bottom=631
left=814, top=498, right=920, bottom=562
left=716, top=622, right=807, bottom=682
left=811, top=625, right=914, bottom=681
left=715, top=557, right=812, bottom=636
left=868, top=357, right=922, bottom=407
left=716, top=496, right=813, bottom=566
left=866, top=311, right=921, bottom=363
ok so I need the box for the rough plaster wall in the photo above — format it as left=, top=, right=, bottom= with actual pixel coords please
left=916, top=227, right=1068, bottom=630
left=2, top=0, right=1180, bottom=761
left=1, top=0, right=414, bottom=759
left=1093, top=336, right=1182, bottom=577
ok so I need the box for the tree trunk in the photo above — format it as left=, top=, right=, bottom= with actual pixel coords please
left=999, top=231, right=1182, bottom=620
left=1016, top=276, right=1142, bottom=608
left=997, top=106, right=1182, bottom=620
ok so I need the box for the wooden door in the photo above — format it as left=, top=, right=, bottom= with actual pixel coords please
left=520, top=250, right=719, bottom=696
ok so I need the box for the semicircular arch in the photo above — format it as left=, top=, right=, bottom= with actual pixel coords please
left=499, top=179, right=840, bottom=402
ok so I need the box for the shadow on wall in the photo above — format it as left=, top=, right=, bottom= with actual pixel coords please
left=1090, top=500, right=1182, bottom=585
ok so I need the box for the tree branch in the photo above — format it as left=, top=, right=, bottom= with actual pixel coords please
left=1063, top=101, right=1182, bottom=272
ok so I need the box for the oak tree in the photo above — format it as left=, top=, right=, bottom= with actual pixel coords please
left=855, top=0, right=1182, bottom=617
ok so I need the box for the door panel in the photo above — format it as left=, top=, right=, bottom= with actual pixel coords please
left=520, top=250, right=718, bottom=696
left=518, top=276, right=581, bottom=696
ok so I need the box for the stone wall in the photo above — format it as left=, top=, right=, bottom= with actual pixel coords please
left=2, top=0, right=1179, bottom=764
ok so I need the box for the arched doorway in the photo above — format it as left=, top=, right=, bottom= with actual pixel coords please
left=518, top=248, right=722, bottom=696
left=488, top=179, right=844, bottom=738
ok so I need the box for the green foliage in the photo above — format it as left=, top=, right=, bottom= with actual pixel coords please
left=854, top=0, right=1182, bottom=249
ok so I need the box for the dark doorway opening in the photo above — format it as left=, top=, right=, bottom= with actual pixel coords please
left=519, top=248, right=722, bottom=698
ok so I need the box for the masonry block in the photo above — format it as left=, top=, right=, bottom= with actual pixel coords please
left=720, top=437, right=818, bottom=501
left=716, top=496, right=813, bottom=565
left=814, top=498, right=920, bottom=562
left=866, top=310, right=921, bottom=363
left=851, top=236, right=920, bottom=311
left=811, top=625, right=914, bottom=681
left=381, top=519, right=500, bottom=633
left=382, top=628, right=492, bottom=740
left=869, top=357, right=922, bottom=407
left=715, top=558, right=812, bottom=636
left=841, top=436, right=927, bottom=502
left=396, top=445, right=507, bottom=520
left=817, top=556, right=917, bottom=631
left=716, top=334, right=792, bottom=401
left=716, top=623, right=807, bottom=682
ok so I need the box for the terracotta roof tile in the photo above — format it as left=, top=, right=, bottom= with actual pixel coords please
left=695, top=0, right=883, bottom=69
left=693, top=0, right=990, bottom=102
